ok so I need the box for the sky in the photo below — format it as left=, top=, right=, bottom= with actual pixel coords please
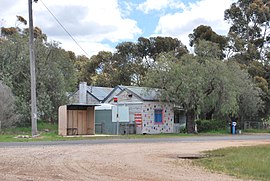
left=0, top=0, right=236, bottom=57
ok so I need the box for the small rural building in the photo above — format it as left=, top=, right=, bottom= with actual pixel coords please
left=67, top=82, right=186, bottom=135
left=58, top=82, right=99, bottom=136
left=108, top=86, right=186, bottom=134
left=58, top=104, right=98, bottom=136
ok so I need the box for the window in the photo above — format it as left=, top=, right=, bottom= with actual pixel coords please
left=154, top=109, right=163, bottom=123
left=174, top=111, right=180, bottom=123
left=174, top=110, right=186, bottom=125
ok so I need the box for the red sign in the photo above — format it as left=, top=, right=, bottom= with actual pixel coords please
left=113, top=97, right=118, bottom=102
left=134, top=113, right=142, bottom=127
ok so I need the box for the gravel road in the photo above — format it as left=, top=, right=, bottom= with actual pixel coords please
left=0, top=135, right=269, bottom=181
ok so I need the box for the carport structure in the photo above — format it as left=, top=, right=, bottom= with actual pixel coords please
left=58, top=104, right=98, bottom=136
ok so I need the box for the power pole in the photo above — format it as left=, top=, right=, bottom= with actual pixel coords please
left=28, top=0, right=38, bottom=136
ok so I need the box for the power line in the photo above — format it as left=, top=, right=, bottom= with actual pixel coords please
left=39, top=0, right=89, bottom=57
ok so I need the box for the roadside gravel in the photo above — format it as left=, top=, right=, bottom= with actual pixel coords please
left=0, top=139, right=269, bottom=180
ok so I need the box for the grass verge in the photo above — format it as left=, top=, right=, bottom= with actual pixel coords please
left=0, top=122, right=192, bottom=142
left=243, top=129, right=270, bottom=133
left=194, top=145, right=270, bottom=181
left=0, top=132, right=192, bottom=142
left=197, top=129, right=229, bottom=135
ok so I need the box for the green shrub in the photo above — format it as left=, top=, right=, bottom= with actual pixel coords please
left=196, top=119, right=227, bottom=132
left=0, top=81, right=20, bottom=129
left=180, top=126, right=187, bottom=133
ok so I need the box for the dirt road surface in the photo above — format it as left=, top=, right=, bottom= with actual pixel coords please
left=0, top=139, right=269, bottom=181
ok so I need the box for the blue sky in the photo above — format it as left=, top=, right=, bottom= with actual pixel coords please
left=0, top=0, right=236, bottom=57
left=121, top=0, right=196, bottom=37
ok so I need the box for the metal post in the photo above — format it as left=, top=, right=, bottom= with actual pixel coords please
left=116, top=101, right=119, bottom=135
left=28, top=0, right=38, bottom=136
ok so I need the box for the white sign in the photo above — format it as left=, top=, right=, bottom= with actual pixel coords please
left=112, top=105, right=129, bottom=122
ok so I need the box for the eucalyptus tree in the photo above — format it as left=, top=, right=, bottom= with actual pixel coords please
left=74, top=55, right=92, bottom=83
left=194, top=40, right=223, bottom=62
left=0, top=25, right=77, bottom=125
left=82, top=51, right=119, bottom=87
left=224, top=0, right=270, bottom=63
left=189, top=25, right=228, bottom=59
left=224, top=0, right=270, bottom=121
left=35, top=40, right=77, bottom=123
left=0, top=30, right=31, bottom=124
left=143, top=53, right=262, bottom=133
left=115, top=41, right=147, bottom=86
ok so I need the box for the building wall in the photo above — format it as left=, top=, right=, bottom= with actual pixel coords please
left=58, top=105, right=67, bottom=136
left=108, top=89, right=175, bottom=134
left=95, top=109, right=139, bottom=135
left=69, top=90, right=100, bottom=104
left=58, top=106, right=95, bottom=136
left=141, top=102, right=174, bottom=134
left=86, top=94, right=100, bottom=104
left=117, top=90, right=142, bottom=102
left=67, top=110, right=89, bottom=135
left=87, top=107, right=95, bottom=134
left=95, top=110, right=116, bottom=134
left=107, top=90, right=141, bottom=134
left=95, top=101, right=175, bottom=134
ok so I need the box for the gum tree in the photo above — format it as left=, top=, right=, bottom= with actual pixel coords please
left=143, top=53, right=262, bottom=133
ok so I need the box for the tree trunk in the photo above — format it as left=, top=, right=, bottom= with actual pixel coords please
left=50, top=116, right=54, bottom=124
left=205, top=108, right=215, bottom=120
left=186, top=109, right=196, bottom=134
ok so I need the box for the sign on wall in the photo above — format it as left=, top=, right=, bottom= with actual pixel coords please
left=134, top=113, right=142, bottom=127
left=112, top=105, right=129, bottom=122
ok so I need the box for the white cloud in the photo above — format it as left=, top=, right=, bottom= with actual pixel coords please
left=1, top=0, right=142, bottom=57
left=154, top=0, right=236, bottom=48
left=137, top=0, right=185, bottom=14
left=37, top=0, right=142, bottom=55
left=1, top=0, right=237, bottom=57
left=50, top=37, right=115, bottom=57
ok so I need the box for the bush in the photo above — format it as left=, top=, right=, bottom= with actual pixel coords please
left=0, top=81, right=20, bottom=129
left=180, top=126, right=187, bottom=133
left=196, top=119, right=227, bottom=132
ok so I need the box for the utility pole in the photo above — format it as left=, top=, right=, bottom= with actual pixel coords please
left=113, top=96, right=119, bottom=135
left=28, top=0, right=38, bottom=136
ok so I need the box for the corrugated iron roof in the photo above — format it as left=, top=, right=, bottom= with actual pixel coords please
left=103, top=85, right=124, bottom=102
left=87, top=86, right=114, bottom=101
left=121, top=86, right=161, bottom=101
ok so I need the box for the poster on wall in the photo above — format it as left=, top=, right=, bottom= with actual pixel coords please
left=134, top=113, right=142, bottom=127
left=112, top=105, right=129, bottom=122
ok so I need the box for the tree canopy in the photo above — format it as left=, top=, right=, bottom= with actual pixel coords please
left=143, top=53, right=262, bottom=133
left=0, top=24, right=76, bottom=125
left=1, top=1, right=270, bottom=133
left=189, top=25, right=228, bottom=59
left=79, top=37, right=188, bottom=87
left=224, top=0, right=270, bottom=63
